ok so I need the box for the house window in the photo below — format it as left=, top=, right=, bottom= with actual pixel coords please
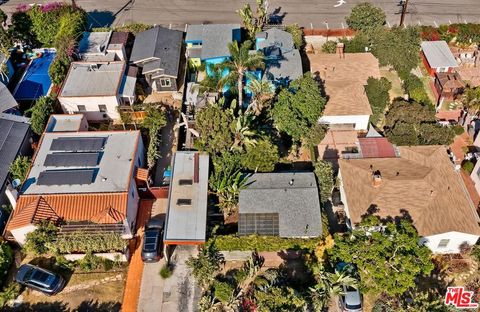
left=98, top=104, right=107, bottom=112
left=77, top=105, right=86, bottom=112
left=438, top=239, right=450, bottom=248
left=177, top=198, right=191, bottom=206
left=159, top=78, right=171, bottom=88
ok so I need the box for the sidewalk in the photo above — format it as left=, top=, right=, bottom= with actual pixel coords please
left=122, top=199, right=153, bottom=312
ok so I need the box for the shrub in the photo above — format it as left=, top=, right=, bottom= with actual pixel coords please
left=462, top=160, right=475, bottom=174
left=78, top=252, right=102, bottom=272
left=28, top=96, right=55, bottom=135
left=321, top=40, right=337, bottom=53
left=213, top=235, right=322, bottom=252
left=472, top=244, right=480, bottom=262
left=284, top=24, right=303, bottom=49
left=0, top=282, right=20, bottom=307
left=102, top=258, right=114, bottom=271
left=340, top=32, right=370, bottom=53
left=452, top=124, right=465, bottom=135
left=402, top=74, right=432, bottom=106
left=241, top=139, right=279, bottom=172
left=9, top=156, right=31, bottom=182
left=0, top=242, right=13, bottom=282
left=114, top=23, right=152, bottom=34
left=49, top=52, right=71, bottom=86
left=314, top=160, right=334, bottom=204
left=23, top=221, right=59, bottom=256
left=53, top=231, right=127, bottom=254
left=159, top=264, right=173, bottom=279
left=365, top=77, right=392, bottom=125
left=214, top=280, right=234, bottom=303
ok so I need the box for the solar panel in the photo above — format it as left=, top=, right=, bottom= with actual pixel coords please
left=238, top=213, right=279, bottom=236
left=50, top=137, right=105, bottom=152
left=37, top=169, right=95, bottom=186
left=44, top=152, right=100, bottom=167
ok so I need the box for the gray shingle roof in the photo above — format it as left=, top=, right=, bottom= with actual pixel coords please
left=257, top=28, right=295, bottom=51
left=0, top=113, right=30, bottom=189
left=186, top=24, right=240, bottom=60
left=421, top=41, right=458, bottom=68
left=130, top=26, right=183, bottom=77
left=0, top=83, right=18, bottom=112
left=239, top=172, right=322, bottom=238
left=60, top=62, right=125, bottom=97
left=264, top=49, right=303, bottom=82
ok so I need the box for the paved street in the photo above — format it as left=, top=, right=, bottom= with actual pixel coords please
left=2, top=0, right=480, bottom=30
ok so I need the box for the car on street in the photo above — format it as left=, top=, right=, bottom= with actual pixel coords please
left=15, top=264, right=65, bottom=295
left=141, top=218, right=164, bottom=262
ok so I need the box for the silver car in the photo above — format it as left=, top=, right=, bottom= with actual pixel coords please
left=339, top=285, right=363, bottom=312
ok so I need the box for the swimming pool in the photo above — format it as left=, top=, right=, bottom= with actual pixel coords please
left=14, top=49, right=56, bottom=101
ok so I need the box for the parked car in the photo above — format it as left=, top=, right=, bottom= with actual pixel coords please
left=339, top=285, right=363, bottom=312
left=141, top=218, right=164, bottom=262
left=15, top=264, right=65, bottom=295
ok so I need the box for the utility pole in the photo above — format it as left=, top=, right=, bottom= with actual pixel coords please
left=399, top=0, right=409, bottom=27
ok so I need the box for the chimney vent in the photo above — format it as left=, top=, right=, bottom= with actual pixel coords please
left=289, top=179, right=294, bottom=186
left=372, top=170, right=382, bottom=187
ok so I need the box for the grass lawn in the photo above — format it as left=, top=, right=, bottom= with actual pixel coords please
left=380, top=67, right=403, bottom=100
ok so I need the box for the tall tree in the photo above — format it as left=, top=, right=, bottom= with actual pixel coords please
left=329, top=216, right=434, bottom=296
left=245, top=75, right=274, bottom=116
left=195, top=102, right=235, bottom=154
left=241, top=139, right=279, bottom=172
left=271, top=74, right=326, bottom=142
left=186, top=239, right=225, bottom=291
left=236, top=0, right=268, bottom=40
left=346, top=2, right=386, bottom=32
left=219, top=40, right=264, bottom=108
left=365, top=77, right=391, bottom=125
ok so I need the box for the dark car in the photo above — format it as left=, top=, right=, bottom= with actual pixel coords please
left=15, top=264, right=65, bottom=295
left=141, top=218, right=164, bottom=262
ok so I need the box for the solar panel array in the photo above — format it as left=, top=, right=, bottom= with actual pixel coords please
left=238, top=213, right=279, bottom=236
left=44, top=152, right=100, bottom=167
left=37, top=169, right=95, bottom=186
left=50, top=137, right=105, bottom=152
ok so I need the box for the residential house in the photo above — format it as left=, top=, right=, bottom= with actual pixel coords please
left=338, top=145, right=480, bottom=253
left=0, top=114, right=31, bottom=223
left=433, top=72, right=465, bottom=103
left=58, top=61, right=136, bottom=121
left=254, top=28, right=303, bottom=86
left=130, top=26, right=183, bottom=92
left=164, top=151, right=209, bottom=245
left=185, top=24, right=241, bottom=72
left=78, top=31, right=130, bottom=62
left=238, top=172, right=322, bottom=238
left=421, top=41, right=458, bottom=77
left=451, top=46, right=480, bottom=87
left=310, top=52, right=381, bottom=130
left=0, top=83, right=18, bottom=113
left=5, top=121, right=146, bottom=244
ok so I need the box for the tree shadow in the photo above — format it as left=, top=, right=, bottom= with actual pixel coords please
left=321, top=145, right=339, bottom=171
left=75, top=300, right=121, bottom=312
left=87, top=10, right=115, bottom=29
left=5, top=301, right=68, bottom=312
left=268, top=7, right=287, bottom=25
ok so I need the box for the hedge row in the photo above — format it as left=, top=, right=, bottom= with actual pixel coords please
left=212, top=234, right=322, bottom=252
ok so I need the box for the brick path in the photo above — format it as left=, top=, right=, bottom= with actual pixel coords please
left=122, top=199, right=154, bottom=312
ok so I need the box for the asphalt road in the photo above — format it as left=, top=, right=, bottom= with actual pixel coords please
left=2, top=0, right=480, bottom=30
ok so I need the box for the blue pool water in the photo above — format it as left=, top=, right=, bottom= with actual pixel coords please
left=14, top=50, right=56, bottom=101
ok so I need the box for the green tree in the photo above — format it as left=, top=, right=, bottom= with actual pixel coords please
left=0, top=9, right=7, bottom=26
left=219, top=40, right=264, bottom=108
left=213, top=281, right=234, bottom=303
left=285, top=24, right=304, bottom=49
left=371, top=26, right=421, bottom=79
left=245, top=75, right=274, bottom=116
left=241, top=139, right=279, bottom=172
left=23, top=221, right=59, bottom=255
left=28, top=96, right=55, bottom=135
left=310, top=268, right=358, bottom=311
left=142, top=106, right=167, bottom=170
left=232, top=112, right=258, bottom=152
left=321, top=40, right=337, bottom=53
left=0, top=283, right=21, bottom=307
left=9, top=11, right=37, bottom=47
left=198, top=63, right=225, bottom=94
left=329, top=216, right=434, bottom=296
left=186, top=239, right=225, bottom=291
left=0, top=242, right=13, bottom=281
left=255, top=286, right=306, bottom=312
left=303, top=124, right=327, bottom=148
left=48, top=52, right=71, bottom=86
left=313, top=160, right=334, bottom=204
left=9, top=156, right=31, bottom=183
left=346, top=2, right=386, bottom=32
left=210, top=168, right=248, bottom=216
left=462, top=86, right=480, bottom=114
left=236, top=0, right=268, bottom=40
left=195, top=102, right=235, bottom=154
left=418, top=123, right=455, bottom=145
left=271, top=74, right=326, bottom=142
left=365, top=77, right=392, bottom=125
left=402, top=74, right=432, bottom=106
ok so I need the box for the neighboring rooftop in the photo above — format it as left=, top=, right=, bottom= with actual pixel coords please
left=436, top=72, right=465, bottom=89
left=186, top=24, right=241, bottom=60
left=339, top=145, right=480, bottom=237
left=60, top=62, right=125, bottom=97
left=239, top=172, right=322, bottom=238
left=164, top=151, right=209, bottom=244
left=45, top=114, right=88, bottom=133
left=309, top=53, right=380, bottom=116
left=0, top=113, right=30, bottom=188
left=22, top=131, right=140, bottom=195
left=130, top=26, right=183, bottom=77
left=79, top=31, right=112, bottom=55
left=421, top=41, right=458, bottom=69
left=0, top=83, right=17, bottom=112
left=358, top=137, right=397, bottom=158
left=256, top=28, right=295, bottom=51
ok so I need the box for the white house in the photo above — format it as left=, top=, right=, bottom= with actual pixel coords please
left=338, top=145, right=480, bottom=254
left=311, top=52, right=380, bottom=131
left=5, top=121, right=146, bottom=245
left=58, top=61, right=136, bottom=121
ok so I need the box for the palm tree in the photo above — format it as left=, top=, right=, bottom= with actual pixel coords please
left=210, top=169, right=248, bottom=216
left=218, top=40, right=264, bottom=108
left=309, top=269, right=358, bottom=311
left=245, top=75, right=274, bottom=115
left=231, top=112, right=258, bottom=151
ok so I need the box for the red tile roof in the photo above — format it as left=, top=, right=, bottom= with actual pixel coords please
left=358, top=137, right=396, bottom=158
left=6, top=193, right=128, bottom=231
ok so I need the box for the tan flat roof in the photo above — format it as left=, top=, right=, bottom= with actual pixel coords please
left=309, top=53, right=380, bottom=116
